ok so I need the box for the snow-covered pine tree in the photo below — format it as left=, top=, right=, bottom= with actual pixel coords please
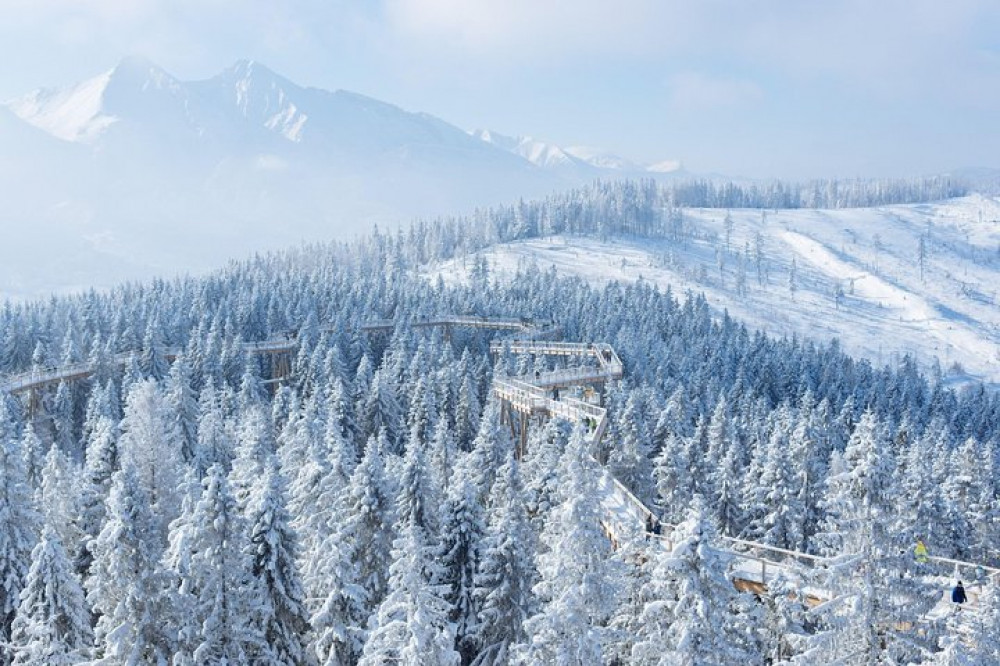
left=309, top=534, right=369, bottom=666
left=608, top=391, right=656, bottom=507
left=964, top=579, right=1000, bottom=663
left=357, top=518, right=459, bottom=666
left=117, top=379, right=183, bottom=544
left=0, top=398, right=41, bottom=663
left=339, top=432, right=395, bottom=620
left=8, top=526, right=92, bottom=666
left=515, top=427, right=622, bottom=665
left=809, top=410, right=939, bottom=664
left=183, top=464, right=267, bottom=664
left=87, top=466, right=173, bottom=664
left=161, top=468, right=201, bottom=665
left=397, top=422, right=440, bottom=536
left=35, top=445, right=84, bottom=568
left=245, top=458, right=312, bottom=665
left=429, top=417, right=458, bottom=498
left=758, top=570, right=809, bottom=663
left=19, top=422, right=45, bottom=490
left=653, top=431, right=691, bottom=524
left=164, top=354, right=199, bottom=463
left=470, top=447, right=534, bottom=666
left=140, top=317, right=170, bottom=381
left=229, top=403, right=276, bottom=510
left=605, top=520, right=654, bottom=666
left=77, top=415, right=118, bottom=575
left=642, top=496, right=762, bottom=665
left=438, top=473, right=486, bottom=664
left=193, top=378, right=234, bottom=475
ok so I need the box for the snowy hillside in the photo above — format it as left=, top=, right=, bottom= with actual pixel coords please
left=428, top=195, right=1000, bottom=387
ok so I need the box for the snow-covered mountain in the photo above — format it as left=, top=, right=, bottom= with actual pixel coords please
left=0, top=58, right=565, bottom=299
left=471, top=129, right=592, bottom=170
left=471, top=128, right=683, bottom=175
left=428, top=194, right=1000, bottom=388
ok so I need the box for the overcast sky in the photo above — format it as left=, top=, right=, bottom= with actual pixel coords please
left=1, top=0, right=998, bottom=179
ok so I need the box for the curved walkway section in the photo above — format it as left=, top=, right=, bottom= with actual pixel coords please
left=488, top=329, right=1000, bottom=622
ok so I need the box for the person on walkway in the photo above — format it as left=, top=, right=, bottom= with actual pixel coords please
left=952, top=580, right=967, bottom=605
left=914, top=539, right=929, bottom=563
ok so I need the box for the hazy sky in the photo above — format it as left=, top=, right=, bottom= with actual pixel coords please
left=1, top=0, right=998, bottom=179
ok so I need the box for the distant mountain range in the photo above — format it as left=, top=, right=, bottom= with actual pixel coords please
left=0, top=57, right=685, bottom=299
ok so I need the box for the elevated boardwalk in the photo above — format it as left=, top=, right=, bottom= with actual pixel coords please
left=362, top=315, right=561, bottom=339
left=488, top=328, right=1000, bottom=622
left=1, top=314, right=556, bottom=395
left=0, top=340, right=298, bottom=395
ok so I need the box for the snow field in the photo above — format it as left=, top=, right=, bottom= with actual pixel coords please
left=428, top=195, right=1000, bottom=387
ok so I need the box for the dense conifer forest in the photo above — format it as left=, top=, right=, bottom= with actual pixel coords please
left=1, top=178, right=998, bottom=664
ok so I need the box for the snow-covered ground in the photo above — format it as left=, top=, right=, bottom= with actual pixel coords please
left=427, top=195, right=1000, bottom=387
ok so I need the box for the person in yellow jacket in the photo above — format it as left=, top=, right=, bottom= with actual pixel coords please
left=914, top=539, right=929, bottom=563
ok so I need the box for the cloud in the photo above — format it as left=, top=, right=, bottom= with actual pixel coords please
left=381, top=0, right=677, bottom=63
left=379, top=0, right=1000, bottom=105
left=668, top=72, right=763, bottom=112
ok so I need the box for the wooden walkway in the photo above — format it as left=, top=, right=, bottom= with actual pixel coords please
left=0, top=315, right=559, bottom=395
left=487, top=327, right=1000, bottom=621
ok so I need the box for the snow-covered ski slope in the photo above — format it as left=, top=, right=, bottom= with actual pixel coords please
left=428, top=195, right=1000, bottom=387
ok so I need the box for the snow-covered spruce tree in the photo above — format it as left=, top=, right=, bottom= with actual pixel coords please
left=437, top=473, right=486, bottom=664
left=653, top=431, right=692, bottom=525
left=808, top=410, right=939, bottom=664
left=8, top=527, right=92, bottom=666
left=338, top=432, right=395, bottom=621
left=283, top=400, right=343, bottom=600
left=515, top=426, right=622, bottom=665
left=19, top=422, right=45, bottom=490
left=634, top=496, right=762, bottom=666
left=164, top=354, right=199, bottom=463
left=363, top=369, right=403, bottom=452
left=462, top=401, right=509, bottom=505
left=608, top=391, right=656, bottom=507
left=229, top=403, right=276, bottom=511
left=77, top=415, right=118, bottom=575
left=0, top=397, right=41, bottom=665
left=51, top=381, right=75, bottom=459
left=470, top=447, right=534, bottom=666
left=932, top=632, right=976, bottom=666
left=34, top=445, right=84, bottom=570
left=161, top=468, right=201, bottom=665
left=193, top=378, right=234, bottom=476
left=245, top=457, right=312, bottom=666
left=605, top=520, right=654, bottom=666
left=757, top=421, right=806, bottom=551
left=962, top=579, right=1000, bottom=663
left=87, top=465, right=173, bottom=664
left=309, top=534, right=369, bottom=666
left=358, top=517, right=459, bottom=666
left=117, top=379, right=183, bottom=546
left=521, top=417, right=571, bottom=530
left=429, top=417, right=458, bottom=499
left=180, top=464, right=267, bottom=664
left=140, top=317, right=170, bottom=381
left=454, top=371, right=481, bottom=453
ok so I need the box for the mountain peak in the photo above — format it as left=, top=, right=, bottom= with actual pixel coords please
left=109, top=55, right=179, bottom=92
left=6, top=69, right=117, bottom=143
left=220, top=59, right=288, bottom=88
